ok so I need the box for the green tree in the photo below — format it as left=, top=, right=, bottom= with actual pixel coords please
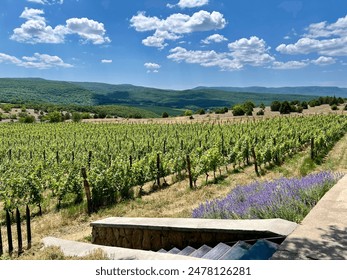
left=72, top=112, right=82, bottom=122
left=47, top=111, right=63, bottom=123
left=232, top=105, right=245, bottom=116
left=270, top=101, right=281, bottom=111
left=184, top=110, right=193, bottom=116
left=162, top=112, right=169, bottom=118
left=280, top=101, right=291, bottom=114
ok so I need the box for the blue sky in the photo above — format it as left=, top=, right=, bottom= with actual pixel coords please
left=1, top=0, right=347, bottom=89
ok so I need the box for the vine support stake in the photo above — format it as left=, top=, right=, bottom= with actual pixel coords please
left=0, top=224, right=3, bottom=256
left=81, top=167, right=93, bottom=215
left=16, top=208, right=23, bottom=256
left=251, top=146, right=260, bottom=177
left=186, top=155, right=193, bottom=189
left=156, top=153, right=161, bottom=188
left=26, top=205, right=31, bottom=250
left=6, top=210, right=13, bottom=255
left=310, top=137, right=315, bottom=160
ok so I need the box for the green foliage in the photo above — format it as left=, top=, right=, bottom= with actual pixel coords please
left=0, top=114, right=346, bottom=213
left=270, top=101, right=281, bottom=111
left=162, top=112, right=169, bottom=118
left=19, top=114, right=36, bottom=123
left=184, top=110, right=193, bottom=116
left=1, top=103, right=13, bottom=113
left=47, top=111, right=63, bottom=123
left=232, top=105, right=245, bottom=116
left=279, top=101, right=291, bottom=114
left=331, top=104, right=339, bottom=111
left=72, top=112, right=82, bottom=122
left=196, top=109, right=206, bottom=115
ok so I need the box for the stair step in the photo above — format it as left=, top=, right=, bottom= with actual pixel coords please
left=239, top=239, right=279, bottom=260
left=157, top=249, right=167, bottom=253
left=189, top=245, right=212, bottom=258
left=168, top=247, right=181, bottom=254
left=178, top=246, right=196, bottom=256
left=201, top=243, right=232, bottom=260
left=218, top=241, right=252, bottom=260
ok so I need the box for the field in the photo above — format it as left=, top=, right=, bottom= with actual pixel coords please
left=0, top=106, right=347, bottom=260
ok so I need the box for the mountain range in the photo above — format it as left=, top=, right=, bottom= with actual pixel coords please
left=0, top=78, right=346, bottom=116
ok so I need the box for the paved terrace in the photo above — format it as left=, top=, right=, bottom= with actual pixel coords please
left=272, top=174, right=347, bottom=260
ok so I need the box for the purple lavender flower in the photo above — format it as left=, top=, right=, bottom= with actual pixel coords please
left=192, top=171, right=343, bottom=222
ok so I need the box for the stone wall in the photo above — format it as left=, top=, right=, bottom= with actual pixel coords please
left=91, top=226, right=276, bottom=251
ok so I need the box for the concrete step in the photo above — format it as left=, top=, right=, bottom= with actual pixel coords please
left=167, top=247, right=181, bottom=254
left=218, top=241, right=252, bottom=260
left=189, top=245, right=212, bottom=258
left=240, top=239, right=279, bottom=260
left=178, top=246, right=196, bottom=256
left=201, top=243, right=233, bottom=260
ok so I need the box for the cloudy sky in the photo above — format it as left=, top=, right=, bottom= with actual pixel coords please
left=1, top=0, right=347, bottom=89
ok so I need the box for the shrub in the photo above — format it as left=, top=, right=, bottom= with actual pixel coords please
left=184, top=110, right=193, bottom=116
left=232, top=105, right=245, bottom=116
left=331, top=104, right=338, bottom=111
left=72, top=112, right=82, bottom=122
left=279, top=101, right=291, bottom=114
left=162, top=112, right=169, bottom=118
left=47, top=111, right=63, bottom=123
left=19, top=115, right=35, bottom=123
left=270, top=101, right=281, bottom=111
left=196, top=109, right=205, bottom=115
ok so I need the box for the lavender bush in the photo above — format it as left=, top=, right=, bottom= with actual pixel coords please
left=192, top=171, right=343, bottom=223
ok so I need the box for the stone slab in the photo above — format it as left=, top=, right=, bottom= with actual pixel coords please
left=42, top=237, right=200, bottom=260
left=91, top=217, right=297, bottom=237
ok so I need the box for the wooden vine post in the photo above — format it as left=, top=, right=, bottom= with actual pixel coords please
left=26, top=205, right=32, bottom=249
left=81, top=167, right=93, bottom=215
left=156, top=153, right=161, bottom=188
left=186, top=155, right=193, bottom=189
left=16, top=208, right=23, bottom=256
left=6, top=210, right=13, bottom=255
left=0, top=224, right=3, bottom=256
left=310, top=137, right=315, bottom=160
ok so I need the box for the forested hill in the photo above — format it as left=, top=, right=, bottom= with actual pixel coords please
left=0, top=78, right=334, bottom=110
left=194, top=86, right=347, bottom=98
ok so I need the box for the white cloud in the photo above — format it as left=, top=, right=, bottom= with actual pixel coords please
left=66, top=18, right=111, bottom=44
left=228, top=36, right=275, bottom=66
left=276, top=15, right=347, bottom=56
left=21, top=53, right=73, bottom=69
left=168, top=37, right=275, bottom=71
left=201, top=33, right=227, bottom=44
left=167, top=0, right=209, bottom=9
left=272, top=56, right=336, bottom=70
left=27, top=0, right=64, bottom=5
left=101, top=59, right=112, bottom=64
left=0, top=52, right=72, bottom=69
left=272, top=60, right=308, bottom=69
left=311, top=56, right=336, bottom=66
left=130, top=10, right=227, bottom=49
left=144, top=62, right=161, bottom=72
left=0, top=53, right=22, bottom=64
left=11, top=8, right=110, bottom=45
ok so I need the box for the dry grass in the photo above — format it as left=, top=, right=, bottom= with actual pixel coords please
left=83, top=104, right=346, bottom=125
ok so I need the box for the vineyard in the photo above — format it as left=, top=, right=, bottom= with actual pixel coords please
left=0, top=114, right=347, bottom=217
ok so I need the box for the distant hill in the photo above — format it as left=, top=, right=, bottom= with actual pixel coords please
left=0, top=78, right=340, bottom=115
left=194, top=86, right=347, bottom=98
left=72, top=81, right=322, bottom=109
